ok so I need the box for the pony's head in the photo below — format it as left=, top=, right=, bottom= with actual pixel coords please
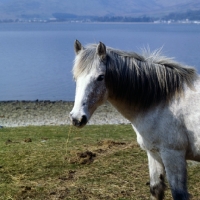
left=70, top=40, right=108, bottom=128
left=70, top=40, right=197, bottom=128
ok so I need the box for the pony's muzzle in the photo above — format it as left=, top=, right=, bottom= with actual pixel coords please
left=70, top=114, right=87, bottom=128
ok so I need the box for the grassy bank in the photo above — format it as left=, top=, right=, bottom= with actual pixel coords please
left=0, top=125, right=200, bottom=199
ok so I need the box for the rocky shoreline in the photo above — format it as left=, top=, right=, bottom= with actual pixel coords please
left=0, top=101, right=129, bottom=127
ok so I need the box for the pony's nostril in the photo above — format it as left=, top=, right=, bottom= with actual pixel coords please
left=81, top=115, right=87, bottom=124
left=71, top=115, right=87, bottom=127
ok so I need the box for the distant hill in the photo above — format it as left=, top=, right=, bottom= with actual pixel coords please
left=0, top=0, right=199, bottom=20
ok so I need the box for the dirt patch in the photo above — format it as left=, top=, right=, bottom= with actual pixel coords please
left=69, top=151, right=96, bottom=165
left=24, top=138, right=32, bottom=143
left=5, top=139, right=12, bottom=145
left=67, top=140, right=131, bottom=165
left=21, top=186, right=32, bottom=192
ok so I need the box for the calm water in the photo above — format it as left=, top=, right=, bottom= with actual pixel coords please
left=0, top=23, right=200, bottom=101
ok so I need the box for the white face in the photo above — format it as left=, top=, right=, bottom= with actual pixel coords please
left=70, top=59, right=108, bottom=128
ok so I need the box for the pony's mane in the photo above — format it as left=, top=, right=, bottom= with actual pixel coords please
left=73, top=44, right=197, bottom=111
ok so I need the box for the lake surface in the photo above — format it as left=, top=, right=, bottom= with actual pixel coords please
left=0, top=22, right=200, bottom=101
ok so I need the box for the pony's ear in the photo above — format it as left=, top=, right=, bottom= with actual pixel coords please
left=97, top=42, right=106, bottom=60
left=74, top=40, right=83, bottom=55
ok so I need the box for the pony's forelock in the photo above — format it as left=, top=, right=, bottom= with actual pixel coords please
left=73, top=46, right=97, bottom=80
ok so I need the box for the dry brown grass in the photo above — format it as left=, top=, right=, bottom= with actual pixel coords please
left=0, top=125, right=200, bottom=199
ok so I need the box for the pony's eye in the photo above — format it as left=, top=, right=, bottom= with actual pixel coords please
left=97, top=75, right=104, bottom=81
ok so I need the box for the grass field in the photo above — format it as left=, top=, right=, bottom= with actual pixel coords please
left=0, top=125, right=200, bottom=200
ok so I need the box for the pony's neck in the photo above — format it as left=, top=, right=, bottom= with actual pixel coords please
left=108, top=97, right=139, bottom=121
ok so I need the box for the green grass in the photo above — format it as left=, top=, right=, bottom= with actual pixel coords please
left=0, top=125, right=200, bottom=199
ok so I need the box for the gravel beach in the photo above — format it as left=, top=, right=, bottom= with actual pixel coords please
left=0, top=101, right=129, bottom=127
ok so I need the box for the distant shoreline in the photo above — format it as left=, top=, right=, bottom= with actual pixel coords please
left=0, top=100, right=74, bottom=103
left=1, top=21, right=200, bottom=24
left=0, top=101, right=129, bottom=127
